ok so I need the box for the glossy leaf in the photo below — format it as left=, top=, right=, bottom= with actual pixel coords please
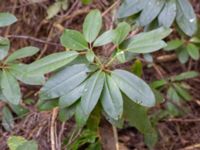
left=1, top=70, right=21, bottom=105
left=80, top=71, right=105, bottom=117
left=139, top=0, right=165, bottom=26
left=126, top=27, right=172, bottom=53
left=61, top=29, right=88, bottom=50
left=37, top=99, right=58, bottom=111
left=164, top=39, right=183, bottom=51
left=2, top=106, right=14, bottom=131
left=123, top=96, right=154, bottom=134
left=173, top=71, right=199, bottom=81
left=0, top=37, right=10, bottom=60
left=59, top=82, right=85, bottom=108
left=186, top=43, right=199, bottom=60
left=112, top=22, right=131, bottom=45
left=117, top=0, right=146, bottom=18
left=26, top=51, right=78, bottom=75
left=5, top=46, right=39, bottom=63
left=75, top=102, right=89, bottom=127
left=9, top=64, right=45, bottom=85
left=151, top=79, right=167, bottom=89
left=177, top=48, right=189, bottom=64
left=46, top=2, right=62, bottom=19
left=0, top=13, right=17, bottom=27
left=176, top=0, right=197, bottom=36
left=9, top=104, right=29, bottom=117
left=101, top=75, right=123, bottom=120
left=83, top=9, right=102, bottom=43
left=59, top=103, right=77, bottom=122
left=144, top=129, right=158, bottom=150
left=86, top=50, right=95, bottom=63
left=111, top=69, right=155, bottom=107
left=173, top=83, right=192, bottom=101
left=167, top=86, right=181, bottom=105
left=93, top=30, right=114, bottom=47
left=158, top=0, right=176, bottom=27
left=40, top=64, right=90, bottom=100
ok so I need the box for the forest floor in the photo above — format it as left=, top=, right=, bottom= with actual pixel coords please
left=0, top=0, right=200, bottom=150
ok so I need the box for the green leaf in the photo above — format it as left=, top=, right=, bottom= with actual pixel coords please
left=117, top=0, right=146, bottom=18
left=112, top=22, right=131, bottom=45
left=9, top=104, right=29, bottom=117
left=151, top=79, right=167, bottom=89
left=37, top=99, right=58, bottom=111
left=116, top=51, right=126, bottom=63
left=167, top=86, right=181, bottom=105
left=131, top=59, right=143, bottom=77
left=2, top=106, right=14, bottom=131
left=1, top=70, right=21, bottom=105
left=139, top=0, right=165, bottom=26
left=60, top=29, right=88, bottom=50
left=123, top=96, right=154, bottom=134
left=176, top=0, right=197, bottom=36
left=68, top=129, right=98, bottom=149
left=59, top=82, right=85, bottom=108
left=173, top=83, right=192, bottom=101
left=0, top=13, right=17, bottom=27
left=172, top=71, right=199, bottom=81
left=9, top=64, right=45, bottom=85
left=86, top=50, right=95, bottom=63
left=16, top=140, right=38, bottom=150
left=83, top=9, right=102, bottom=43
left=40, top=64, right=90, bottom=100
left=186, top=43, right=199, bottom=60
left=75, top=101, right=89, bottom=127
left=158, top=0, right=176, bottom=27
left=93, top=30, right=114, bottom=47
left=111, top=69, right=155, bottom=107
left=144, top=129, right=158, bottom=150
left=177, top=48, right=189, bottom=64
left=126, top=27, right=172, bottom=53
left=80, top=71, right=105, bottom=117
left=59, top=103, right=77, bottom=122
left=103, top=111, right=124, bottom=128
left=86, top=105, right=101, bottom=131
left=26, top=51, right=78, bottom=75
left=5, top=46, right=39, bottom=63
left=164, top=39, right=184, bottom=51
left=152, top=88, right=165, bottom=104
left=81, top=0, right=93, bottom=5
left=0, top=37, right=10, bottom=60
left=166, top=102, right=181, bottom=117
left=46, top=2, right=62, bottom=19
left=101, top=75, right=123, bottom=120
left=190, top=37, right=200, bottom=43
left=7, top=136, right=27, bottom=150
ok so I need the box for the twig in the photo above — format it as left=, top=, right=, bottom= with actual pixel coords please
left=102, top=0, right=120, bottom=17
left=36, top=27, right=54, bottom=59
left=155, top=54, right=177, bottom=63
left=4, top=0, right=17, bottom=36
left=112, top=126, right=119, bottom=150
left=181, top=143, right=200, bottom=150
left=152, top=63, right=165, bottom=79
left=58, top=122, right=65, bottom=150
left=166, top=118, right=200, bottom=123
left=6, top=35, right=62, bottom=47
left=50, top=107, right=59, bottom=150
